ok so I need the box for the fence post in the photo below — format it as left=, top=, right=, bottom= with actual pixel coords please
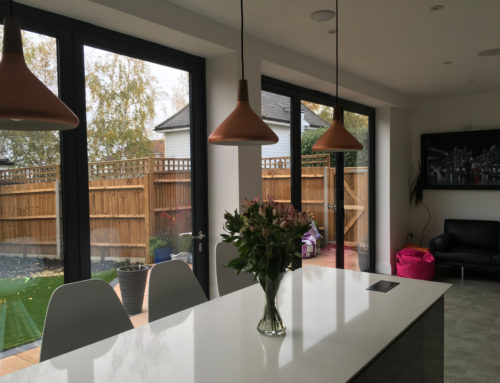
left=55, top=166, right=62, bottom=260
left=323, top=166, right=329, bottom=245
left=144, top=157, right=156, bottom=264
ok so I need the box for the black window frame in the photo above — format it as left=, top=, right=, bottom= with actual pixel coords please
left=262, top=76, right=376, bottom=271
left=0, top=1, right=209, bottom=294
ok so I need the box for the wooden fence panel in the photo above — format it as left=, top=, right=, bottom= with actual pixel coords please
left=262, top=168, right=291, bottom=202
left=301, top=167, right=326, bottom=231
left=343, top=168, right=369, bottom=244
left=0, top=181, right=57, bottom=257
left=262, top=164, right=368, bottom=246
left=89, top=177, right=147, bottom=262
left=152, top=169, right=192, bottom=242
left=0, top=156, right=368, bottom=265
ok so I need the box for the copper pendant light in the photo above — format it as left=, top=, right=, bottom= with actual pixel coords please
left=312, top=0, right=362, bottom=152
left=208, top=0, right=277, bottom=145
left=0, top=1, right=79, bottom=131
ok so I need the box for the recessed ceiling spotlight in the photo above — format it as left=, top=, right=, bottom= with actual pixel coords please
left=310, top=10, right=336, bottom=22
left=327, top=29, right=337, bottom=34
left=430, top=5, right=444, bottom=11
left=478, top=48, right=500, bottom=57
left=443, top=60, right=453, bottom=65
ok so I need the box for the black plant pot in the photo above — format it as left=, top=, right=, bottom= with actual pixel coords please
left=357, top=247, right=370, bottom=272
left=117, top=265, right=149, bottom=315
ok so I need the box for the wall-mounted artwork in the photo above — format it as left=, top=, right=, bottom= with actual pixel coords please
left=421, top=129, right=500, bottom=189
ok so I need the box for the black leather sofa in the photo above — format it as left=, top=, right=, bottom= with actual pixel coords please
left=429, top=219, right=500, bottom=272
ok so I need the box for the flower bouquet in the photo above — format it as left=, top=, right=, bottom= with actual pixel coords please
left=222, top=197, right=312, bottom=336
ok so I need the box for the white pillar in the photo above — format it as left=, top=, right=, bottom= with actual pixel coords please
left=375, top=106, right=411, bottom=275
left=375, top=107, right=392, bottom=274
left=207, top=53, right=240, bottom=298
left=206, top=47, right=264, bottom=297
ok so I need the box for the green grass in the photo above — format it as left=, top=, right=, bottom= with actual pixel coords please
left=92, top=269, right=118, bottom=284
left=0, top=269, right=118, bottom=352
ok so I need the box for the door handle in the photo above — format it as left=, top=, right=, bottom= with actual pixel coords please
left=179, top=231, right=206, bottom=253
left=192, top=230, right=206, bottom=240
left=179, top=230, right=205, bottom=240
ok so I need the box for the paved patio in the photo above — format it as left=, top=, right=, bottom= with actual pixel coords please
left=303, top=244, right=362, bottom=271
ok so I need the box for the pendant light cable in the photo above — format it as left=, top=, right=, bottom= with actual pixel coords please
left=241, top=0, right=245, bottom=80
left=207, top=0, right=277, bottom=145
left=312, top=0, right=362, bottom=151
left=8, top=0, right=13, bottom=17
left=336, top=0, right=338, bottom=106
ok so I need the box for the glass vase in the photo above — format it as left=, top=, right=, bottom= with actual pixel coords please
left=257, top=273, right=286, bottom=337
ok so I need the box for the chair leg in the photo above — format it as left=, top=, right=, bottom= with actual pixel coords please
left=460, top=266, right=464, bottom=280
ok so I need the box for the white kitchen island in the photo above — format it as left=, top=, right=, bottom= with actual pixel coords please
left=0, top=266, right=451, bottom=383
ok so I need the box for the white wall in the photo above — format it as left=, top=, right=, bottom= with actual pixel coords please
left=410, top=91, right=500, bottom=246
left=163, top=130, right=190, bottom=158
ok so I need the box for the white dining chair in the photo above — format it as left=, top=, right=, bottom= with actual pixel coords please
left=216, top=241, right=256, bottom=296
left=148, top=260, right=207, bottom=322
left=40, top=279, right=133, bottom=362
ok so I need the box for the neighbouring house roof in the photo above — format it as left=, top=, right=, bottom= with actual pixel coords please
left=261, top=91, right=329, bottom=129
left=155, top=105, right=190, bottom=132
left=154, top=92, right=329, bottom=132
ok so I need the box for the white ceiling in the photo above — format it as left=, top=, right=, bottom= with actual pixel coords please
left=167, top=0, right=500, bottom=97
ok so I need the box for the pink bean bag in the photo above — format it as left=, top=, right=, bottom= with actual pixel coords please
left=396, top=248, right=435, bottom=281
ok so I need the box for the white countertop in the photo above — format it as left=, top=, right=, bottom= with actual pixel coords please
left=1, top=266, right=451, bottom=383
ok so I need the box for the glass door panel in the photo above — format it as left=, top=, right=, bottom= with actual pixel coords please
left=0, top=30, right=63, bottom=355
left=84, top=46, right=193, bottom=323
left=299, top=102, right=336, bottom=267
left=343, top=111, right=370, bottom=271
left=261, top=91, right=291, bottom=203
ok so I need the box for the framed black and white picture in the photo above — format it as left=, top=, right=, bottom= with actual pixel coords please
left=421, top=129, right=500, bottom=189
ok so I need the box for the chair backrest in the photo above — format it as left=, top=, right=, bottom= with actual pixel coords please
left=40, top=279, right=133, bottom=362
left=216, top=242, right=256, bottom=296
left=148, top=260, right=207, bottom=322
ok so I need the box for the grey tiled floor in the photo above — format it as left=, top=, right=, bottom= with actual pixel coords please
left=435, top=266, right=500, bottom=383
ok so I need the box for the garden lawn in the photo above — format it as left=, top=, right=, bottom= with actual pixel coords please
left=0, top=269, right=117, bottom=352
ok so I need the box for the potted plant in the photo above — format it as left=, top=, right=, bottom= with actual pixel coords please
left=222, top=198, right=312, bottom=337
left=117, top=260, right=149, bottom=315
left=151, top=209, right=192, bottom=264
left=356, top=236, right=370, bottom=272
left=149, top=235, right=174, bottom=264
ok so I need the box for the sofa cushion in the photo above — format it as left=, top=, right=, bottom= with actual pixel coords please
left=492, top=254, right=500, bottom=267
left=445, top=219, right=499, bottom=251
left=434, top=246, right=494, bottom=265
left=433, top=233, right=457, bottom=251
